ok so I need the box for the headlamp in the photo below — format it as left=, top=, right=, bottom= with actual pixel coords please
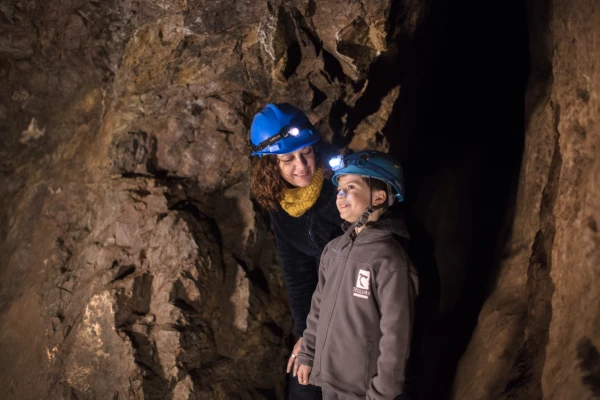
left=328, top=155, right=345, bottom=171
left=251, top=120, right=310, bottom=153
left=288, top=127, right=300, bottom=137
left=331, top=152, right=402, bottom=197
left=329, top=153, right=371, bottom=172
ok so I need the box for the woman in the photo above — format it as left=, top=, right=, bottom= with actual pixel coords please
left=250, top=103, right=343, bottom=400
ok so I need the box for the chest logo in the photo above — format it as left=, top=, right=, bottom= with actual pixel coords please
left=353, top=269, right=371, bottom=299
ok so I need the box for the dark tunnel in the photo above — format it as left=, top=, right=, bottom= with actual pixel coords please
left=375, top=0, right=530, bottom=398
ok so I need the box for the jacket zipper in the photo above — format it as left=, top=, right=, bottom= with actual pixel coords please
left=316, top=237, right=355, bottom=376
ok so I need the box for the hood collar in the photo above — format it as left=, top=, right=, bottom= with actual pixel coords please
left=334, top=211, right=410, bottom=252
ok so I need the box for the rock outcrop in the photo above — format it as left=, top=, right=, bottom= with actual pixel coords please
left=452, top=1, right=600, bottom=399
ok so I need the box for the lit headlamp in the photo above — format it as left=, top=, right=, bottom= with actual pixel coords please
left=251, top=121, right=309, bottom=154
left=329, top=153, right=372, bottom=172
left=330, top=152, right=402, bottom=199
left=328, top=155, right=345, bottom=171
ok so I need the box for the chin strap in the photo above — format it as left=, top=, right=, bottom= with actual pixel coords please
left=355, top=204, right=385, bottom=229
left=354, top=176, right=385, bottom=230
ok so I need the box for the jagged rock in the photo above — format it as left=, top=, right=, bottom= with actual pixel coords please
left=64, top=291, right=141, bottom=398
left=348, top=85, right=399, bottom=152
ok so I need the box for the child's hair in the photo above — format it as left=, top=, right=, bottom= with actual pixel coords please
left=251, top=141, right=336, bottom=210
left=360, top=176, right=391, bottom=211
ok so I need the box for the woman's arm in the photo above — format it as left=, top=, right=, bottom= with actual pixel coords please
left=273, top=232, right=320, bottom=337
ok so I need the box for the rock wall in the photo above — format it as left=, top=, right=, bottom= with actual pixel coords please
left=1, top=0, right=597, bottom=398
left=0, top=0, right=425, bottom=398
left=452, top=0, right=600, bottom=399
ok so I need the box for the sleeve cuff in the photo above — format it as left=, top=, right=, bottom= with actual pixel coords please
left=297, top=355, right=314, bottom=367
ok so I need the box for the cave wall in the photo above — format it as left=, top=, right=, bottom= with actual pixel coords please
left=452, top=0, right=600, bottom=399
left=0, top=0, right=426, bottom=398
left=1, top=0, right=597, bottom=398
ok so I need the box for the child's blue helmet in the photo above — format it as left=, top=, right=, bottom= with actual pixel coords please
left=330, top=150, right=405, bottom=203
left=250, top=103, right=320, bottom=157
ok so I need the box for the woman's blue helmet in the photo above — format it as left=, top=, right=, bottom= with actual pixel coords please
left=250, top=103, right=320, bottom=157
left=330, top=150, right=405, bottom=203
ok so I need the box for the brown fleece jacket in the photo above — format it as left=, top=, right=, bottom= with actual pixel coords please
left=298, top=216, right=419, bottom=400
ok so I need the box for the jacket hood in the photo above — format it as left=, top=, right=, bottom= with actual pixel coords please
left=341, top=211, right=410, bottom=238
left=335, top=211, right=410, bottom=252
left=368, top=211, right=410, bottom=239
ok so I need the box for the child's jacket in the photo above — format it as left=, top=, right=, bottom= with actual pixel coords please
left=297, top=216, right=419, bottom=400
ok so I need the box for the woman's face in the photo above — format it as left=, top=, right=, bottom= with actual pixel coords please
left=276, top=146, right=316, bottom=187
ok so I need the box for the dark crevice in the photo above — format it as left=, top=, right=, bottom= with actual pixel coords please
left=278, top=6, right=302, bottom=79
left=292, top=7, right=322, bottom=55
left=500, top=113, right=561, bottom=398
left=577, top=337, right=600, bottom=396
left=247, top=268, right=271, bottom=295
left=171, top=298, right=197, bottom=314
left=111, top=264, right=136, bottom=282
left=255, top=387, right=278, bottom=399
left=306, top=0, right=317, bottom=17
left=122, top=330, right=171, bottom=400
left=499, top=230, right=555, bottom=400
left=321, top=49, right=347, bottom=83
left=265, top=321, right=284, bottom=339
left=232, top=254, right=271, bottom=295
left=401, top=0, right=530, bottom=398
left=115, top=273, right=153, bottom=328
left=308, top=82, right=326, bottom=109
left=168, top=199, right=224, bottom=251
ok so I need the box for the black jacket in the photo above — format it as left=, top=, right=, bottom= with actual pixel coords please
left=269, top=179, right=344, bottom=337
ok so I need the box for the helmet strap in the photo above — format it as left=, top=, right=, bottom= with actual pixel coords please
left=355, top=177, right=385, bottom=229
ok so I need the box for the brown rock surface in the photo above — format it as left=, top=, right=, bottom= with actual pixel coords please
left=1, top=0, right=597, bottom=398
left=452, top=0, right=600, bottom=399
left=0, top=0, right=424, bottom=398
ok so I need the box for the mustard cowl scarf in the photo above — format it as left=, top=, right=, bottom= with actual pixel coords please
left=279, top=168, right=324, bottom=217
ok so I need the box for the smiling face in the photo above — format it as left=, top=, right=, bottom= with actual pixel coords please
left=276, top=146, right=316, bottom=187
left=336, top=175, right=387, bottom=223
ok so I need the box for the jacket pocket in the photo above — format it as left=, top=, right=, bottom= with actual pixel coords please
left=365, top=340, right=373, bottom=389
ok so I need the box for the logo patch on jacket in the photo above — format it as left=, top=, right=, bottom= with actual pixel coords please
left=353, top=269, right=371, bottom=299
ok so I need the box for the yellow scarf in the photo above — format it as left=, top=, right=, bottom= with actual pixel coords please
left=280, top=169, right=324, bottom=217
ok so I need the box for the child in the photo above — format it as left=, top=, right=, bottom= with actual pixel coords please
left=296, top=150, right=419, bottom=400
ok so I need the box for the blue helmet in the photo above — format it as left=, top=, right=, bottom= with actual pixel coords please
left=250, top=103, right=320, bottom=156
left=330, top=150, right=405, bottom=203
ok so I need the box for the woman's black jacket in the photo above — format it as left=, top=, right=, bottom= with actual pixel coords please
left=269, top=179, right=343, bottom=337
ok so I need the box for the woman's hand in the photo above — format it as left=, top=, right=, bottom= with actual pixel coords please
left=286, top=337, right=303, bottom=376
left=297, top=365, right=312, bottom=385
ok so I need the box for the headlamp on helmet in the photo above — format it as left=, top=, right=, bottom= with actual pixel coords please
left=330, top=151, right=405, bottom=203
left=251, top=121, right=310, bottom=154
left=328, top=155, right=345, bottom=171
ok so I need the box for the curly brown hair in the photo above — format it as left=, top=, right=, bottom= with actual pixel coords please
left=251, top=142, right=336, bottom=210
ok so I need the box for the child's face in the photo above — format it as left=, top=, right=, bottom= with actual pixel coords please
left=336, top=175, right=379, bottom=223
